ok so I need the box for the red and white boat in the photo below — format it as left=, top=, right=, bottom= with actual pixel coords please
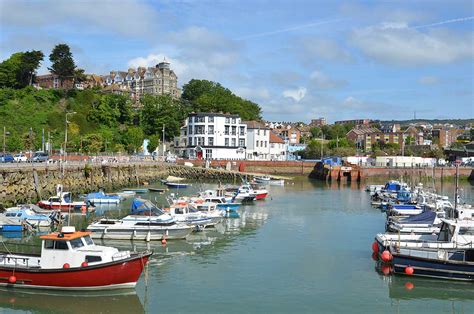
left=37, top=185, right=92, bottom=213
left=0, top=226, right=151, bottom=290
left=239, top=184, right=268, bottom=200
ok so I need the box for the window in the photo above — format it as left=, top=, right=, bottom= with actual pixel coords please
left=44, top=240, right=54, bottom=249
left=264, top=130, right=267, bottom=135
left=208, top=125, right=214, bottom=134
left=196, top=117, right=205, bottom=123
left=225, top=138, right=229, bottom=146
left=225, top=117, right=230, bottom=123
left=195, top=125, right=205, bottom=134
left=189, top=117, right=194, bottom=123
left=70, top=238, right=84, bottom=249
left=83, top=236, right=94, bottom=245
left=265, top=141, right=267, bottom=148
left=225, top=126, right=230, bottom=135
left=232, top=118, right=236, bottom=124
left=208, top=137, right=214, bottom=146
left=239, top=139, right=245, bottom=147
left=86, top=255, right=102, bottom=263
left=188, top=125, right=193, bottom=135
left=231, top=138, right=236, bottom=146
left=257, top=129, right=260, bottom=135
left=205, top=149, right=213, bottom=159
left=55, top=241, right=69, bottom=250
left=188, top=137, right=193, bottom=146
left=240, top=126, right=245, bottom=136
left=256, top=141, right=259, bottom=147
left=208, top=116, right=214, bottom=123
left=231, top=126, right=237, bottom=135
left=197, top=137, right=205, bottom=146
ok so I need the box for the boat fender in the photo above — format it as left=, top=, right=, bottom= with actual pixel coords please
left=161, top=239, right=167, bottom=245
left=381, top=250, right=392, bottom=262
left=371, top=241, right=379, bottom=253
left=81, top=261, right=88, bottom=267
left=8, top=276, right=16, bottom=284
left=63, top=263, right=70, bottom=269
left=404, top=266, right=414, bottom=275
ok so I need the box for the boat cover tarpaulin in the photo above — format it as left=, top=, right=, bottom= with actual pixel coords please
left=385, top=182, right=401, bottom=192
left=87, top=191, right=120, bottom=200
left=399, top=211, right=436, bottom=224
left=131, top=199, right=163, bottom=215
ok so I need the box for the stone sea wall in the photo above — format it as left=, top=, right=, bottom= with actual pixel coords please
left=0, top=163, right=244, bottom=207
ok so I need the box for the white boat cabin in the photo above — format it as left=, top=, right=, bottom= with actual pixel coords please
left=39, top=226, right=128, bottom=269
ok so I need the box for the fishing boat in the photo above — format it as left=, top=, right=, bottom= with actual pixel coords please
left=0, top=226, right=151, bottom=290
left=87, top=199, right=193, bottom=241
left=387, top=210, right=445, bottom=234
left=86, top=191, right=122, bottom=205
left=165, top=182, right=189, bottom=189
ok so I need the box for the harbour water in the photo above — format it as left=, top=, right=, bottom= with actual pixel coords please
left=1, top=178, right=473, bottom=313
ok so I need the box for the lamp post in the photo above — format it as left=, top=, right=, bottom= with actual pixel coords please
left=63, top=112, right=76, bottom=175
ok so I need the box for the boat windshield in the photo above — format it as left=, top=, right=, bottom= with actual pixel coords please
left=70, top=238, right=84, bottom=249
left=83, top=235, right=94, bottom=245
left=438, top=223, right=456, bottom=242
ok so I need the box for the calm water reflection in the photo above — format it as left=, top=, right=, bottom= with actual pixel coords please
left=1, top=178, right=473, bottom=313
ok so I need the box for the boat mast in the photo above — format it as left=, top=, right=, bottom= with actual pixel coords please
left=454, top=159, right=460, bottom=213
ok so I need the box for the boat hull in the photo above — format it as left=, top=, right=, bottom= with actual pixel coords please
left=392, top=253, right=474, bottom=281
left=255, top=193, right=268, bottom=200
left=0, top=252, right=151, bottom=290
left=88, top=226, right=193, bottom=240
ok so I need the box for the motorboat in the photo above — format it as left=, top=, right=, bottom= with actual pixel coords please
left=189, top=202, right=225, bottom=225
left=86, top=191, right=122, bottom=205
left=241, top=184, right=268, bottom=200
left=165, top=182, right=189, bottom=189
left=122, top=189, right=148, bottom=194
left=87, top=199, right=193, bottom=241
left=0, top=226, right=151, bottom=290
left=0, top=214, right=23, bottom=232
left=254, top=176, right=284, bottom=186
left=37, top=185, right=91, bottom=213
left=3, top=205, right=52, bottom=228
left=166, top=204, right=216, bottom=229
left=387, top=210, right=445, bottom=234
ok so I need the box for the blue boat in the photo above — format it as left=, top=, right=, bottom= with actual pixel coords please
left=86, top=191, right=122, bottom=205
left=2, top=206, right=51, bottom=228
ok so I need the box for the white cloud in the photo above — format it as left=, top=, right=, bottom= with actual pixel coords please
left=0, top=0, right=160, bottom=37
left=309, top=70, right=347, bottom=89
left=283, top=87, right=307, bottom=102
left=352, top=24, right=474, bottom=66
left=418, top=76, right=440, bottom=85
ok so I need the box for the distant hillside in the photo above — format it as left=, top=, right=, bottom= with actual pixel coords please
left=378, top=119, right=474, bottom=126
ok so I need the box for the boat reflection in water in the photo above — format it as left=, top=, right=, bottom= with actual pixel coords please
left=374, top=263, right=474, bottom=301
left=0, top=288, right=144, bottom=313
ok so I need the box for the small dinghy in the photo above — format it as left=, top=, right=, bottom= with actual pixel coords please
left=165, top=182, right=189, bottom=189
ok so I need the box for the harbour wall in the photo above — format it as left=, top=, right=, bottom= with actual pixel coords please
left=0, top=162, right=245, bottom=207
left=309, top=165, right=474, bottom=182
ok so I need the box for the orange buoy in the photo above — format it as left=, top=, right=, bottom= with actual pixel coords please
left=81, top=261, right=88, bottom=267
left=63, top=263, right=70, bottom=269
left=372, top=241, right=379, bottom=253
left=381, top=250, right=392, bottom=262
left=8, top=276, right=16, bottom=284
left=161, top=239, right=167, bottom=245
left=405, top=266, right=414, bottom=275
left=404, top=282, right=414, bottom=290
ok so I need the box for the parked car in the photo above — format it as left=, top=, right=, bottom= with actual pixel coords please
left=165, top=155, right=177, bottom=163
left=29, top=151, right=49, bottom=162
left=0, top=153, right=15, bottom=163
left=13, top=153, right=28, bottom=162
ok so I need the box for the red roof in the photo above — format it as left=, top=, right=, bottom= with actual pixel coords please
left=270, top=132, right=285, bottom=144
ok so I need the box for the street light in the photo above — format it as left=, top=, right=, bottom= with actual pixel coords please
left=63, top=112, right=76, bottom=175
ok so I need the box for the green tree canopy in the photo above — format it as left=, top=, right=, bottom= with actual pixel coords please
left=181, top=79, right=261, bottom=120
left=49, top=44, right=76, bottom=88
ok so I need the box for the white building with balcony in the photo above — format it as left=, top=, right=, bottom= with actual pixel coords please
left=174, top=113, right=247, bottom=160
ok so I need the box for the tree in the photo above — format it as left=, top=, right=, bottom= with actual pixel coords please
left=82, top=133, right=103, bottom=153
left=141, top=95, right=185, bottom=140
left=74, top=68, right=87, bottom=85
left=48, top=44, right=76, bottom=88
left=0, top=53, right=24, bottom=88
left=147, top=134, right=160, bottom=154
left=17, top=50, right=44, bottom=87
left=123, top=127, right=144, bottom=153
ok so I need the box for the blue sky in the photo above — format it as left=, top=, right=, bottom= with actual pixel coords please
left=0, top=0, right=472, bottom=122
